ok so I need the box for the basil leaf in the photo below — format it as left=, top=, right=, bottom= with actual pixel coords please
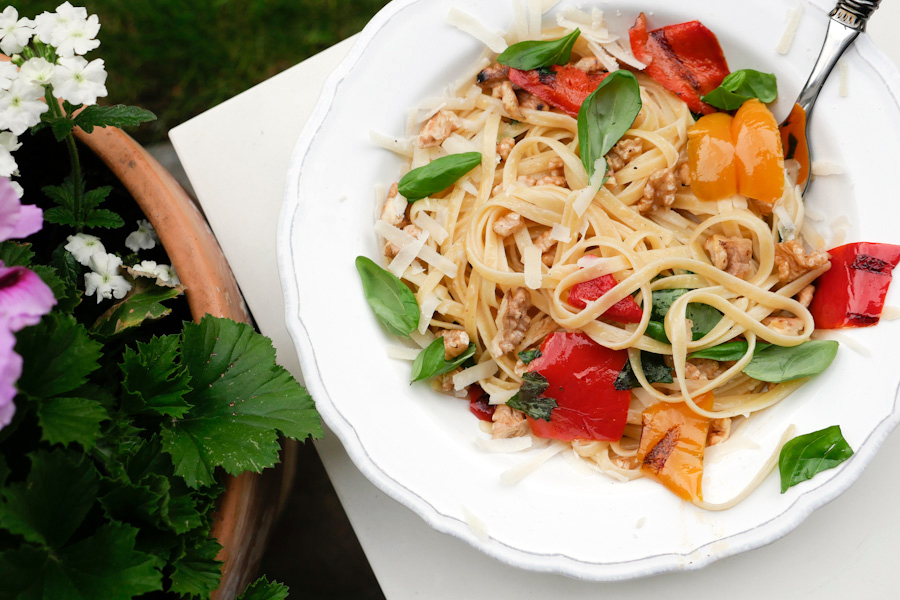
left=355, top=256, right=419, bottom=337
left=742, top=340, right=839, bottom=383
left=700, top=69, right=778, bottom=111
left=577, top=70, right=642, bottom=177
left=779, top=425, right=853, bottom=493
left=411, top=339, right=477, bottom=382
left=397, top=152, right=481, bottom=201
left=497, top=29, right=580, bottom=71
left=614, top=352, right=673, bottom=390
left=506, top=372, right=557, bottom=421
left=517, top=349, right=542, bottom=365
left=688, top=341, right=771, bottom=361
left=644, top=321, right=670, bottom=344
left=646, top=288, right=723, bottom=343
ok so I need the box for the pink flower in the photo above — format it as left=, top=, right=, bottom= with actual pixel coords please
left=0, top=326, right=20, bottom=428
left=0, top=265, right=56, bottom=331
left=0, top=177, right=41, bottom=241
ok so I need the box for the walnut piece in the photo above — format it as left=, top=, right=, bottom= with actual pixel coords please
left=573, top=56, right=606, bottom=74
left=704, top=234, right=754, bottom=280
left=492, top=211, right=526, bottom=237
left=606, top=138, right=643, bottom=172
left=684, top=358, right=731, bottom=381
left=635, top=167, right=677, bottom=214
left=379, top=183, right=408, bottom=227
left=417, top=109, right=461, bottom=149
left=795, top=284, right=815, bottom=308
left=384, top=224, right=424, bottom=259
left=491, top=287, right=531, bottom=356
left=477, top=63, right=510, bottom=85
left=493, top=80, right=524, bottom=121
left=492, top=404, right=529, bottom=439
left=439, top=330, right=470, bottom=361
left=774, top=240, right=830, bottom=284
left=707, top=418, right=731, bottom=446
left=497, top=137, right=516, bottom=161
left=762, top=316, right=804, bottom=336
left=517, top=90, right=549, bottom=111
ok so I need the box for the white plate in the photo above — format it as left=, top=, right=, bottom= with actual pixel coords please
left=279, top=0, right=900, bottom=580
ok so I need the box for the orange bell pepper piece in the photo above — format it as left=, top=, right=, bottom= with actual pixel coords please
left=637, top=392, right=714, bottom=502
left=779, top=103, right=810, bottom=188
left=732, top=98, right=785, bottom=212
left=687, top=112, right=737, bottom=201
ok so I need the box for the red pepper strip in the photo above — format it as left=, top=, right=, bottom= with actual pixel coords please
left=527, top=332, right=630, bottom=441
left=809, top=242, right=900, bottom=329
left=628, top=13, right=730, bottom=115
left=567, top=274, right=643, bottom=323
left=468, top=385, right=495, bottom=422
left=508, top=65, right=608, bottom=117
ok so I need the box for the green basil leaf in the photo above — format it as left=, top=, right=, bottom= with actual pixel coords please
left=614, top=352, right=673, bottom=390
left=355, top=256, right=420, bottom=337
left=779, top=425, right=853, bottom=493
left=497, top=29, right=580, bottom=71
left=577, top=70, right=642, bottom=177
left=700, top=69, right=778, bottom=111
left=742, top=340, right=839, bottom=383
left=397, top=152, right=481, bottom=201
left=688, top=341, right=772, bottom=361
left=644, top=288, right=723, bottom=343
left=411, top=339, right=476, bottom=382
left=644, top=320, right=670, bottom=343
left=517, top=349, right=542, bottom=364
left=506, top=372, right=557, bottom=421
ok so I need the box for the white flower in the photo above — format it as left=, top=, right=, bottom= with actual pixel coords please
left=132, top=260, right=180, bottom=286
left=0, top=7, right=34, bottom=56
left=64, top=232, right=105, bottom=266
left=33, top=2, right=87, bottom=47
left=0, top=79, right=48, bottom=136
left=0, top=60, right=18, bottom=91
left=53, top=13, right=99, bottom=58
left=50, top=56, right=107, bottom=106
left=84, top=252, right=131, bottom=303
left=9, top=180, right=21, bottom=199
left=0, top=132, right=20, bottom=178
left=124, top=219, right=158, bottom=252
left=19, top=57, right=55, bottom=87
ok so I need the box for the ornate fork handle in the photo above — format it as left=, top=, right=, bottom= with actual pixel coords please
left=830, top=0, right=881, bottom=31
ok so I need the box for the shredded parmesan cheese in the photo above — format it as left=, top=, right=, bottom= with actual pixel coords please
left=776, top=6, right=803, bottom=55
left=461, top=505, right=489, bottom=541
left=375, top=220, right=458, bottom=278
left=573, top=161, right=605, bottom=216
left=409, top=329, right=436, bottom=348
left=453, top=359, right=499, bottom=390
left=523, top=245, right=542, bottom=289
left=418, top=292, right=442, bottom=335
left=550, top=223, right=571, bottom=243
left=386, top=345, right=422, bottom=361
left=447, top=8, right=508, bottom=53
left=500, top=441, right=567, bottom=485
left=369, top=131, right=414, bottom=157
left=413, top=212, right=449, bottom=245
left=487, top=387, right=519, bottom=406
left=811, top=160, right=845, bottom=176
left=476, top=435, right=533, bottom=452
left=881, top=306, right=900, bottom=321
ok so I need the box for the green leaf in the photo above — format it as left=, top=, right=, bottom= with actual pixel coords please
left=0, top=241, right=34, bottom=266
left=93, top=277, right=185, bottom=337
left=614, top=351, right=673, bottom=390
left=30, top=264, right=78, bottom=314
left=238, top=577, right=290, bottom=600
left=98, top=473, right=169, bottom=529
left=506, top=372, right=557, bottom=421
left=411, top=339, right=476, bottom=382
left=42, top=179, right=76, bottom=211
left=355, top=256, right=419, bottom=337
left=51, top=116, right=76, bottom=141
left=497, top=29, right=580, bottom=70
left=84, top=208, right=125, bottom=229
left=577, top=70, right=642, bottom=177
left=701, top=69, right=778, bottom=111
left=647, top=288, right=723, bottom=342
left=0, top=449, right=99, bottom=548
left=82, top=186, right=111, bottom=210
left=688, top=340, right=772, bottom=361
left=169, top=538, right=223, bottom=599
left=43, top=205, right=78, bottom=226
left=161, top=316, right=322, bottom=488
left=779, top=425, right=853, bottom=492
left=0, top=545, right=50, bottom=600
left=0, top=455, right=8, bottom=487
left=37, top=396, right=109, bottom=449
left=121, top=335, right=193, bottom=417
left=742, top=340, right=839, bottom=383
left=397, top=152, right=481, bottom=201
left=73, top=104, right=157, bottom=133
left=16, top=313, right=103, bottom=399
left=517, top=349, right=542, bottom=364
left=644, top=320, right=669, bottom=343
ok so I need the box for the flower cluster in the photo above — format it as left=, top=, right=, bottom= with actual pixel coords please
left=65, top=219, right=179, bottom=303
left=0, top=2, right=108, bottom=188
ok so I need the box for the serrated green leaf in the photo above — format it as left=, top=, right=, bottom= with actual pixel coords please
left=238, top=577, right=290, bottom=600
left=98, top=473, right=169, bottom=530
left=82, top=186, right=111, bottom=210
left=43, top=206, right=78, bottom=226
left=165, top=493, right=204, bottom=535
left=51, top=116, right=76, bottom=141
left=84, top=208, right=125, bottom=229
left=161, top=316, right=321, bottom=488
left=0, top=449, right=98, bottom=548
left=74, top=104, right=157, bottom=133
left=93, top=277, right=184, bottom=337
left=169, top=538, right=223, bottom=599
left=121, top=335, right=192, bottom=417
left=37, top=396, right=109, bottom=449
left=42, top=180, right=76, bottom=210
left=0, top=241, right=34, bottom=267
left=16, top=313, right=103, bottom=399
left=0, top=545, right=48, bottom=600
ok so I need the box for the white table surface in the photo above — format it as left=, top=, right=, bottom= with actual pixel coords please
left=171, top=4, right=900, bottom=597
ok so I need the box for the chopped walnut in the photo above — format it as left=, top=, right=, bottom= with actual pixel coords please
left=762, top=316, right=804, bottom=336
left=774, top=240, right=830, bottom=284
left=535, top=174, right=567, bottom=187
left=606, top=138, right=643, bottom=172
left=384, top=224, right=424, bottom=259
left=439, top=330, right=470, bottom=360
left=417, top=109, right=461, bottom=149
left=492, top=211, right=526, bottom=237
left=573, top=56, right=606, bottom=74
left=497, top=137, right=516, bottom=161
left=704, top=234, right=754, bottom=280
left=684, top=358, right=730, bottom=381
left=492, top=404, right=529, bottom=439
left=491, top=287, right=532, bottom=356
left=533, top=229, right=558, bottom=266
left=707, top=418, right=731, bottom=446
left=477, top=63, right=510, bottom=85
left=635, top=167, right=677, bottom=214
left=548, top=158, right=564, bottom=170
left=379, top=183, right=408, bottom=227
left=518, top=175, right=536, bottom=186
left=517, top=90, right=549, bottom=111
left=436, top=368, right=463, bottom=395
left=677, top=162, right=691, bottom=186
left=795, top=284, right=815, bottom=308
left=493, top=80, right=524, bottom=120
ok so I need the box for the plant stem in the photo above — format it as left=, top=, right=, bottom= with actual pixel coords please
left=44, top=89, right=85, bottom=232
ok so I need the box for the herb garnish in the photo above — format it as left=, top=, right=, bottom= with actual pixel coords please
left=517, top=348, right=542, bottom=364
left=355, top=256, right=420, bottom=337
left=411, top=338, right=477, bottom=382
left=497, top=29, right=581, bottom=71
left=779, top=425, right=854, bottom=492
left=397, top=152, right=482, bottom=201
left=700, top=69, right=778, bottom=111
left=741, top=340, right=839, bottom=383
left=688, top=340, right=771, bottom=361
left=614, top=351, right=673, bottom=390
left=506, top=372, right=557, bottom=421
left=577, top=70, right=642, bottom=178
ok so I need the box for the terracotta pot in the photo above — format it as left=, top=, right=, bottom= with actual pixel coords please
left=73, top=125, right=296, bottom=599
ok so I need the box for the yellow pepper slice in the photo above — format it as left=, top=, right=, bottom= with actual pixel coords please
left=687, top=112, right=737, bottom=201
left=732, top=98, right=785, bottom=212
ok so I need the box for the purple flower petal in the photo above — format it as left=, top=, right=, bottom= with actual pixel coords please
left=9, top=204, right=43, bottom=239
left=0, top=177, right=43, bottom=242
left=0, top=326, right=21, bottom=428
left=0, top=265, right=56, bottom=331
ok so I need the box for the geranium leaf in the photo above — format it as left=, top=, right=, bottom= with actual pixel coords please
left=74, top=104, right=157, bottom=133
left=169, top=537, right=223, bottom=599
left=0, top=449, right=99, bottom=548
left=93, top=278, right=184, bottom=337
left=16, top=313, right=103, bottom=399
left=238, top=577, right=290, bottom=600
left=161, top=316, right=321, bottom=488
left=37, top=396, right=109, bottom=449
left=120, top=335, right=192, bottom=417
left=0, top=241, right=34, bottom=266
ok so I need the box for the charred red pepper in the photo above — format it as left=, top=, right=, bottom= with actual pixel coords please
left=628, top=13, right=730, bottom=115
left=468, top=385, right=495, bottom=422
left=508, top=65, right=608, bottom=117
left=526, top=331, right=630, bottom=441
left=567, top=274, right=644, bottom=323
left=809, top=242, right=900, bottom=329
